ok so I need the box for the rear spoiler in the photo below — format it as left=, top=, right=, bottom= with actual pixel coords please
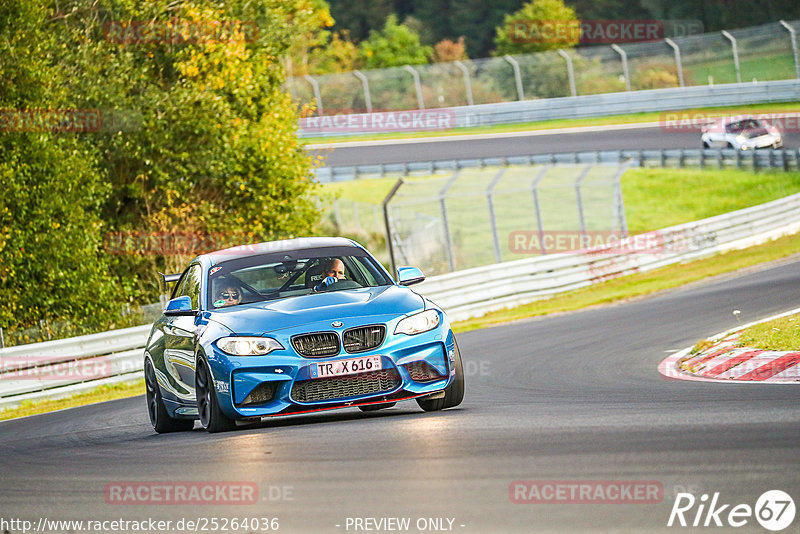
left=159, top=272, right=182, bottom=284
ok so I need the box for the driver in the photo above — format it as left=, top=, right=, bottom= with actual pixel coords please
left=321, top=258, right=346, bottom=281
left=314, top=258, right=346, bottom=292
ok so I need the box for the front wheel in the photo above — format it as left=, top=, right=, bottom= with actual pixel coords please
left=417, top=338, right=465, bottom=412
left=195, top=357, right=236, bottom=433
left=145, top=358, right=194, bottom=433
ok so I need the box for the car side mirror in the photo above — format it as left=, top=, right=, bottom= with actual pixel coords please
left=164, top=296, right=196, bottom=316
left=397, top=266, right=425, bottom=286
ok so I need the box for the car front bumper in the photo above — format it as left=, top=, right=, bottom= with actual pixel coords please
left=205, top=314, right=456, bottom=419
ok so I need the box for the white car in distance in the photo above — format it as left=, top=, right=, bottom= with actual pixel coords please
left=701, top=116, right=782, bottom=150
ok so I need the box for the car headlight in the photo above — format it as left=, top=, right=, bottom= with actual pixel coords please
left=216, top=336, right=283, bottom=356
left=394, top=310, right=440, bottom=335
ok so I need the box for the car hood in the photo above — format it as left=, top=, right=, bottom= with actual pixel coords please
left=741, top=127, right=770, bottom=139
left=207, top=285, right=425, bottom=335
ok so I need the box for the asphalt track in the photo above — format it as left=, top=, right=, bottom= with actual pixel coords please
left=1, top=257, right=799, bottom=533
left=309, top=125, right=800, bottom=167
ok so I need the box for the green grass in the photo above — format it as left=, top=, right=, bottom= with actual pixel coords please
left=685, top=53, right=797, bottom=85
left=302, top=102, right=800, bottom=144
left=737, top=313, right=800, bottom=351
left=452, top=232, right=800, bottom=333
left=622, top=168, right=800, bottom=233
left=0, top=379, right=144, bottom=421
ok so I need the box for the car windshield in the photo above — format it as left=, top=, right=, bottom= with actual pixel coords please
left=726, top=118, right=764, bottom=134
left=207, top=246, right=393, bottom=309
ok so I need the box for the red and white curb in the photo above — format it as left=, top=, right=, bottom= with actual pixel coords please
left=659, top=308, right=800, bottom=383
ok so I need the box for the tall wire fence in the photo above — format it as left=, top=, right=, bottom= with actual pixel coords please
left=382, top=163, right=629, bottom=276
left=288, top=20, right=800, bottom=115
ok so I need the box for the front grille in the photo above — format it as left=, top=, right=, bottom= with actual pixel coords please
left=343, top=325, right=386, bottom=353
left=292, top=332, right=339, bottom=357
left=404, top=361, right=445, bottom=382
left=291, top=369, right=401, bottom=403
left=238, top=382, right=276, bottom=406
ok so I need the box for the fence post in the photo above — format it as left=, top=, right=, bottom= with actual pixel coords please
left=352, top=70, right=372, bottom=113
left=503, top=55, right=525, bottom=101
left=382, top=178, right=405, bottom=279
left=610, top=44, right=631, bottom=91
left=403, top=65, right=425, bottom=110
left=439, top=171, right=461, bottom=272
left=557, top=49, right=577, bottom=96
left=353, top=201, right=361, bottom=229
left=0, top=326, right=4, bottom=349
left=780, top=21, right=800, bottom=80
left=304, top=75, right=324, bottom=116
left=574, top=165, right=593, bottom=241
left=486, top=168, right=507, bottom=264
left=664, top=38, right=685, bottom=87
left=333, top=200, right=342, bottom=228
left=531, top=165, right=551, bottom=254
left=721, top=30, right=742, bottom=84
left=613, top=162, right=629, bottom=237
left=454, top=60, right=475, bottom=106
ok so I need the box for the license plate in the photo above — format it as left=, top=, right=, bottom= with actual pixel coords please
left=310, top=356, right=382, bottom=379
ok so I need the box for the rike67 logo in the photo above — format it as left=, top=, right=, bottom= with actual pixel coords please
left=668, top=490, right=795, bottom=531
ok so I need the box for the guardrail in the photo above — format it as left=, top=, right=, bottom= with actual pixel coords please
left=314, top=147, right=800, bottom=182
left=300, top=79, right=800, bottom=137
left=0, top=325, right=150, bottom=409
left=3, top=191, right=800, bottom=408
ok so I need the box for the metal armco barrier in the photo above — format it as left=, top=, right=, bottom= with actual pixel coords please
left=314, top=147, right=800, bottom=183
left=3, top=192, right=800, bottom=407
left=300, top=79, right=800, bottom=138
left=0, top=325, right=150, bottom=409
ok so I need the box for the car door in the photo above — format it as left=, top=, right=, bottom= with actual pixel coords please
left=161, top=263, right=203, bottom=406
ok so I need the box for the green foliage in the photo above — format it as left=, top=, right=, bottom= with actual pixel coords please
left=413, top=0, right=524, bottom=58
left=0, top=0, right=119, bottom=331
left=493, top=0, right=579, bottom=55
left=360, top=14, right=432, bottom=68
left=0, top=0, right=321, bottom=333
left=327, top=0, right=394, bottom=42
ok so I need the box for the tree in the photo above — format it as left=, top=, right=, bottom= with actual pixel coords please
left=494, top=0, right=580, bottom=55
left=432, top=37, right=469, bottom=62
left=0, top=0, right=322, bottom=333
left=360, top=14, right=432, bottom=68
left=0, top=0, right=119, bottom=333
left=327, top=0, right=394, bottom=41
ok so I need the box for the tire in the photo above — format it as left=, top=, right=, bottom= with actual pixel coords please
left=417, top=337, right=465, bottom=412
left=726, top=142, right=735, bottom=149
left=359, top=402, right=396, bottom=412
left=702, top=141, right=710, bottom=149
left=195, top=357, right=236, bottom=433
left=145, top=357, right=194, bottom=433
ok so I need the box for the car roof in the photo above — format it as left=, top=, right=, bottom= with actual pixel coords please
left=202, top=236, right=361, bottom=265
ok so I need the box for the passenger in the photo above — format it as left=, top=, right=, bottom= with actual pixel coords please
left=213, top=279, right=242, bottom=308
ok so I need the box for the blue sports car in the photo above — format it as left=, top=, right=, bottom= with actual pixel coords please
left=143, top=237, right=464, bottom=433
